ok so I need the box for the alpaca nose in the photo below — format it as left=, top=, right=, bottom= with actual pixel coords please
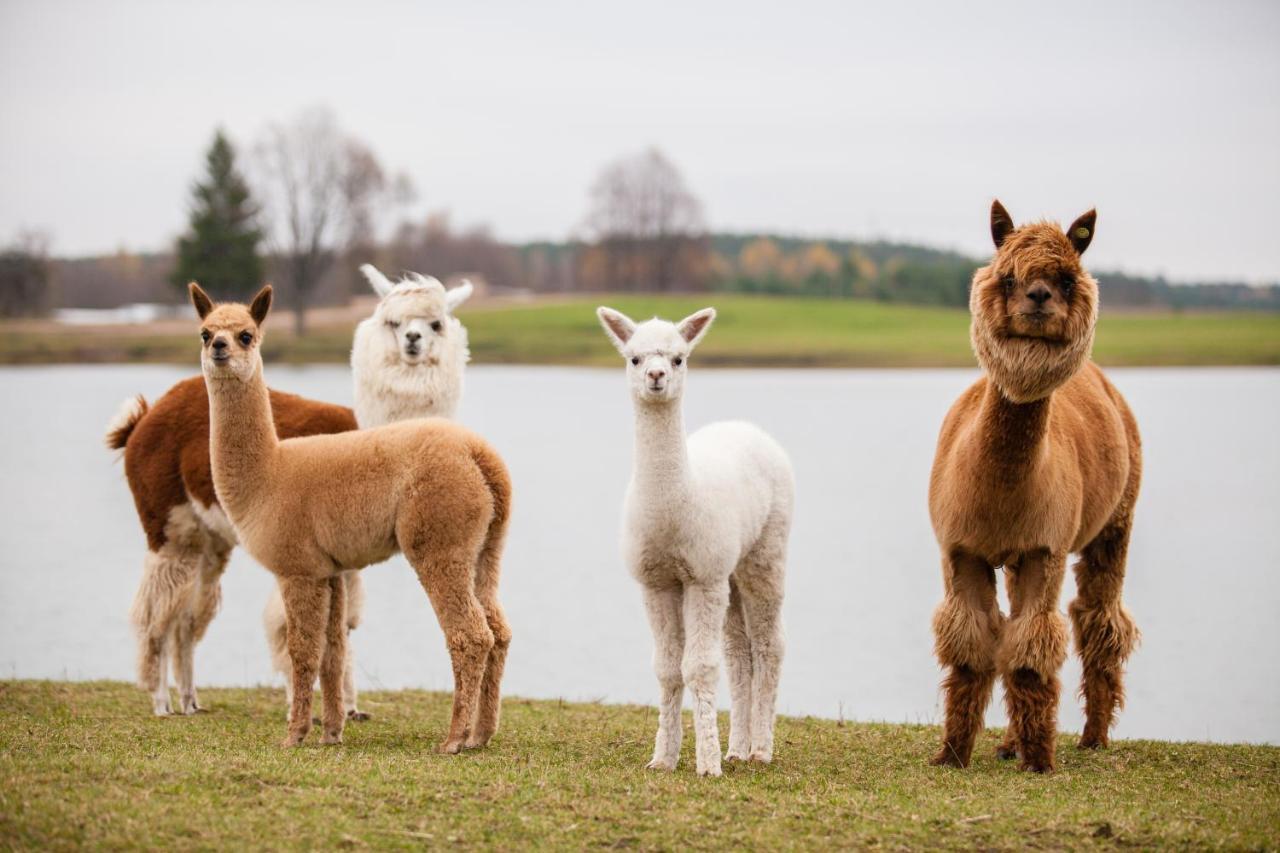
left=211, top=339, right=227, bottom=352
left=405, top=331, right=422, bottom=343
left=1027, top=285, right=1052, bottom=306
left=648, top=368, right=666, bottom=383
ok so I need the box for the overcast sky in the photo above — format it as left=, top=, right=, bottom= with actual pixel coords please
left=2, top=0, right=1278, bottom=282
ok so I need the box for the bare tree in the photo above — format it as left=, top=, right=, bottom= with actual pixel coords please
left=0, top=231, right=53, bottom=317
left=581, top=148, right=709, bottom=292
left=253, top=108, right=393, bottom=335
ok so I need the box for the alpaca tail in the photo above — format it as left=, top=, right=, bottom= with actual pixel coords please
left=469, top=438, right=512, bottom=583
left=105, top=394, right=149, bottom=452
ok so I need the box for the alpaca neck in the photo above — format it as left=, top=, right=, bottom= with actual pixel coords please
left=206, top=361, right=278, bottom=522
left=631, top=398, right=693, bottom=503
left=979, top=380, right=1051, bottom=479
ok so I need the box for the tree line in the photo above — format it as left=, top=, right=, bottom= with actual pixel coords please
left=4, top=122, right=1278, bottom=319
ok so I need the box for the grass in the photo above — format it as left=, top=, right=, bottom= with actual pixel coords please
left=1, top=682, right=1276, bottom=849
left=2, top=295, right=1278, bottom=367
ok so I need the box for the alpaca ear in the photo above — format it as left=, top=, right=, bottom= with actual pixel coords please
left=1068, top=209, right=1096, bottom=255
left=188, top=282, right=214, bottom=319
left=991, top=199, right=1015, bottom=249
left=359, top=263, right=394, bottom=298
left=445, top=279, right=474, bottom=313
left=249, top=285, right=273, bottom=326
left=676, top=307, right=716, bottom=348
left=597, top=306, right=637, bottom=353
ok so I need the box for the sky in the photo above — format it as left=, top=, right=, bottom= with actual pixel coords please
left=2, top=0, right=1278, bottom=282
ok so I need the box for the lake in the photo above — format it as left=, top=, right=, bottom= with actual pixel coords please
left=1, top=364, right=1277, bottom=745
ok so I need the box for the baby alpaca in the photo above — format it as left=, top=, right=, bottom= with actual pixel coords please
left=598, top=306, right=794, bottom=777
left=928, top=201, right=1141, bottom=773
left=192, top=282, right=511, bottom=751
left=262, top=263, right=474, bottom=720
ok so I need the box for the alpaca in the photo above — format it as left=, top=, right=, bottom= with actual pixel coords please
left=191, top=282, right=511, bottom=750
left=106, top=380, right=356, bottom=716
left=598, top=306, right=794, bottom=777
left=927, top=201, right=1141, bottom=773
left=261, top=263, right=474, bottom=720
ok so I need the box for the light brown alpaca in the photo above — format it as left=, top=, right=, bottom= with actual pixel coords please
left=928, top=201, right=1141, bottom=773
left=190, top=282, right=512, bottom=750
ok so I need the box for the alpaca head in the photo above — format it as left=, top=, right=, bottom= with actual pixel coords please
left=190, top=282, right=272, bottom=385
left=597, top=306, right=716, bottom=404
left=969, top=200, right=1100, bottom=402
left=360, top=264, right=472, bottom=367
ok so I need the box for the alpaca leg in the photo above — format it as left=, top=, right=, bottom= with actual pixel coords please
left=930, top=550, right=1002, bottom=768
left=683, top=580, right=730, bottom=777
left=262, top=585, right=295, bottom=721
left=1070, top=520, right=1140, bottom=749
left=277, top=575, right=331, bottom=747
left=173, top=538, right=230, bottom=714
left=318, top=576, right=347, bottom=745
left=722, top=580, right=753, bottom=762
left=130, top=545, right=201, bottom=716
left=642, top=585, right=685, bottom=771
left=737, top=578, right=785, bottom=764
left=339, top=571, right=370, bottom=721
left=415, top=558, right=494, bottom=755
left=999, top=550, right=1069, bottom=773
left=466, top=559, right=511, bottom=750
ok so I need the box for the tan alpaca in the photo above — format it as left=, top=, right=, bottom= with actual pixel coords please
left=190, top=282, right=512, bottom=750
left=928, top=201, right=1141, bottom=773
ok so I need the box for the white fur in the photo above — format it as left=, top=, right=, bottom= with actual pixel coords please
left=598, top=306, right=794, bottom=777
left=262, top=263, right=473, bottom=719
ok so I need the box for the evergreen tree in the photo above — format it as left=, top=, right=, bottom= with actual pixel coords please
left=171, top=130, right=263, bottom=300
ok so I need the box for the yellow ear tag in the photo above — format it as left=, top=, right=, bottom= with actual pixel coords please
left=1074, top=226, right=1090, bottom=239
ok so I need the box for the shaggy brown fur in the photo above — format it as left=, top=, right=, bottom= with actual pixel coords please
left=927, top=201, right=1141, bottom=773
left=109, top=372, right=359, bottom=716
left=190, top=283, right=512, bottom=751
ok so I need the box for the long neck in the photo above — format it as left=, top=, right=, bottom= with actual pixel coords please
left=631, top=397, right=693, bottom=501
left=978, top=380, right=1052, bottom=480
left=206, top=360, right=279, bottom=524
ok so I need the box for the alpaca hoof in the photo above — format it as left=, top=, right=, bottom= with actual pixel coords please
left=995, top=742, right=1018, bottom=760
left=1077, top=735, right=1107, bottom=750
left=321, top=731, right=343, bottom=745
left=930, top=749, right=968, bottom=768
left=696, top=764, right=723, bottom=778
left=724, top=751, right=748, bottom=763
left=1018, top=758, right=1054, bottom=774
left=152, top=700, right=172, bottom=717
left=347, top=710, right=372, bottom=722
left=180, top=699, right=204, bottom=715
left=645, top=758, right=677, bottom=772
left=438, top=739, right=465, bottom=755
left=281, top=733, right=306, bottom=748
left=747, top=751, right=772, bottom=765
left=464, top=732, right=493, bottom=750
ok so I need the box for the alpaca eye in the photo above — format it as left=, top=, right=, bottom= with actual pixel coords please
left=239, top=331, right=253, bottom=346
left=630, top=357, right=640, bottom=366
left=201, top=330, right=211, bottom=343
left=1059, top=274, right=1075, bottom=294
left=673, top=356, right=683, bottom=366
left=386, top=320, right=400, bottom=329
left=1002, top=275, right=1016, bottom=293
left=431, top=320, right=443, bottom=333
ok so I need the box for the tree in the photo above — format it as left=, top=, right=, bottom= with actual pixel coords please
left=0, top=231, right=52, bottom=317
left=580, top=148, right=709, bottom=292
left=253, top=108, right=392, bottom=335
left=171, top=130, right=264, bottom=302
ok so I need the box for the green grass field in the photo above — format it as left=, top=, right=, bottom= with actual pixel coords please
left=3, top=295, right=1278, bottom=366
left=2, top=682, right=1277, bottom=849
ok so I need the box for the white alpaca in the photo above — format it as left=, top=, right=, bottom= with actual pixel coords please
left=598, top=306, right=794, bottom=777
left=263, top=263, right=475, bottom=720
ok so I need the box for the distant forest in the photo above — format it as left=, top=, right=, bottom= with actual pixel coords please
left=41, top=228, right=1280, bottom=313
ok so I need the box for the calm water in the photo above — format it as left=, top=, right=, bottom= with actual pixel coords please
left=1, top=365, right=1277, bottom=745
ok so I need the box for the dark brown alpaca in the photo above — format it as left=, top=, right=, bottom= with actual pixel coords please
left=927, top=201, right=1141, bottom=773
left=107, top=375, right=359, bottom=716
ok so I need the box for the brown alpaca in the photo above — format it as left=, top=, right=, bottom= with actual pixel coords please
left=189, top=282, right=512, bottom=750
left=106, top=376, right=360, bottom=716
left=927, top=201, right=1141, bottom=773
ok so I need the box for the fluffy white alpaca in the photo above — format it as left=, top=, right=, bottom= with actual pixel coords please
left=598, top=306, right=794, bottom=777
left=263, top=263, right=474, bottom=720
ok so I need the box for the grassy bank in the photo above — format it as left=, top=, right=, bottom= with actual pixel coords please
left=3, top=295, right=1279, bottom=367
left=1, top=682, right=1276, bottom=849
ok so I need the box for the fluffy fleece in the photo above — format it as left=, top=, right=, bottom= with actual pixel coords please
left=262, top=263, right=473, bottom=720
left=191, top=283, right=511, bottom=751
left=598, top=306, right=794, bottom=777
left=106, top=376, right=355, bottom=717
left=927, top=201, right=1141, bottom=774
left=351, top=264, right=472, bottom=425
